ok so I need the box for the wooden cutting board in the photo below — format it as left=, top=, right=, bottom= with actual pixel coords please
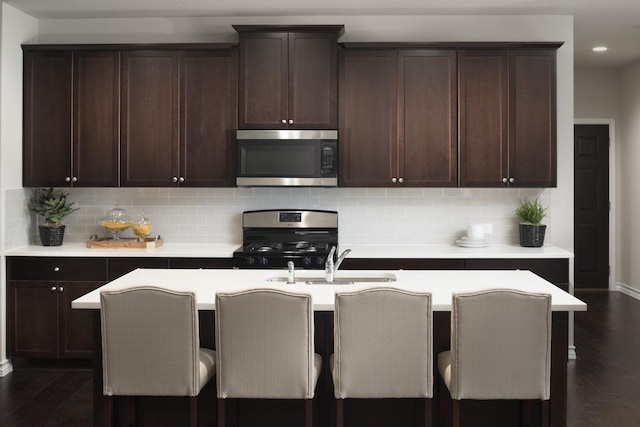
left=86, top=237, right=163, bottom=249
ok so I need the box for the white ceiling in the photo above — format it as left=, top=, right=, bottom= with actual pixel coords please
left=6, top=0, right=640, bottom=68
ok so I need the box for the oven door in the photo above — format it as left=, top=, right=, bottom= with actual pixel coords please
left=236, top=130, right=337, bottom=187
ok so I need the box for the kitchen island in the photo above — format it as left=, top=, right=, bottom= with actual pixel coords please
left=73, top=268, right=585, bottom=427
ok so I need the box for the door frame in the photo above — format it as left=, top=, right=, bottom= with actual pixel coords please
left=574, top=118, right=616, bottom=290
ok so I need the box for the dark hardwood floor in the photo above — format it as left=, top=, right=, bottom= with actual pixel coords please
left=0, top=290, right=638, bottom=426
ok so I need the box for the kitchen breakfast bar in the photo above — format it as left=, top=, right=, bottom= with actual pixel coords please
left=72, top=267, right=586, bottom=427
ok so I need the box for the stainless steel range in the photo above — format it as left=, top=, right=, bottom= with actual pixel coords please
left=232, top=209, right=338, bottom=269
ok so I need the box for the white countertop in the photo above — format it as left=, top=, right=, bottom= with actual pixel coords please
left=72, top=268, right=586, bottom=312
left=5, top=243, right=574, bottom=259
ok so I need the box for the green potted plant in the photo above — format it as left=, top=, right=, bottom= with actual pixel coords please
left=29, top=187, right=79, bottom=246
left=515, top=198, right=548, bottom=247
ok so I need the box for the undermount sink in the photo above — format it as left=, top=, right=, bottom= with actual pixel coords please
left=266, top=273, right=397, bottom=285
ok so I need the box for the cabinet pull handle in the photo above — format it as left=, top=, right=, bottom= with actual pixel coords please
left=54, top=266, right=60, bottom=272
left=288, top=119, right=294, bottom=125
left=502, top=177, right=508, bottom=183
left=58, top=286, right=64, bottom=292
left=509, top=177, right=515, bottom=183
left=281, top=119, right=287, bottom=124
left=50, top=286, right=57, bottom=292
left=391, top=177, right=397, bottom=183
left=72, top=177, right=78, bottom=183
left=65, top=177, right=71, bottom=182
left=398, top=177, right=404, bottom=183
left=179, top=177, right=185, bottom=183
left=172, top=176, right=178, bottom=183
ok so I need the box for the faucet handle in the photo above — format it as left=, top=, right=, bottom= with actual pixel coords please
left=327, top=245, right=337, bottom=262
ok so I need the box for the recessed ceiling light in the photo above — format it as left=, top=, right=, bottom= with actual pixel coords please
left=592, top=46, right=608, bottom=52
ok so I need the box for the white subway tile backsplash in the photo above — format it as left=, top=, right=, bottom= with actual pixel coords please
left=4, top=187, right=553, bottom=248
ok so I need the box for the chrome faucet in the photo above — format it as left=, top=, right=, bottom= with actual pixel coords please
left=287, top=261, right=296, bottom=284
left=325, top=246, right=352, bottom=283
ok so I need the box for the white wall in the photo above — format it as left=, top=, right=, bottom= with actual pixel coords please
left=620, top=62, right=640, bottom=293
left=0, top=2, right=38, bottom=375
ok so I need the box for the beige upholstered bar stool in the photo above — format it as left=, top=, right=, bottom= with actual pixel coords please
left=215, top=288, right=321, bottom=427
left=332, top=287, right=433, bottom=427
left=437, top=289, right=552, bottom=427
left=100, top=285, right=216, bottom=427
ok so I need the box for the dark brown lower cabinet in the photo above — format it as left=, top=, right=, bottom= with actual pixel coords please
left=8, top=256, right=108, bottom=360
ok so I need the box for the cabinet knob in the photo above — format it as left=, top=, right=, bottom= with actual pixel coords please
left=65, top=177, right=71, bottom=182
left=398, top=177, right=404, bottom=183
left=502, top=177, right=508, bottom=183
left=179, top=177, right=185, bottom=183
left=391, top=177, right=397, bottom=183
left=72, top=177, right=78, bottom=183
left=509, top=177, right=515, bottom=183
left=50, top=286, right=57, bottom=292
left=58, top=286, right=64, bottom=292
left=288, top=119, right=294, bottom=125
left=172, top=176, right=178, bottom=183
left=281, top=119, right=287, bottom=124
left=54, top=266, right=60, bottom=272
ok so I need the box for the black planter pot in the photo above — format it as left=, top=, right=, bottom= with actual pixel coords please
left=519, top=223, right=546, bottom=247
left=39, top=225, right=66, bottom=246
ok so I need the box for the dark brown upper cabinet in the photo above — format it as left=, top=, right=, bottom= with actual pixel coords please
left=23, top=49, right=120, bottom=187
left=121, top=48, right=237, bottom=187
left=235, top=25, right=343, bottom=130
left=339, top=49, right=457, bottom=187
left=459, top=48, right=557, bottom=187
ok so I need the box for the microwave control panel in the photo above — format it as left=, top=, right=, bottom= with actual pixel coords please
left=321, top=144, right=337, bottom=175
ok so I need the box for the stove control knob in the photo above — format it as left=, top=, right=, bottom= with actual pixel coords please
left=246, top=257, right=256, bottom=265
left=259, top=257, right=269, bottom=266
left=303, top=257, right=312, bottom=266
left=315, top=257, right=325, bottom=266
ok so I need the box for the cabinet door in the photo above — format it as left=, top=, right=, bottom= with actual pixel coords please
left=288, top=32, right=338, bottom=129
left=73, top=51, right=120, bottom=187
left=509, top=49, right=557, bottom=187
left=458, top=50, right=509, bottom=187
left=339, top=50, right=397, bottom=187
left=180, top=50, right=237, bottom=187
left=237, top=32, right=288, bottom=129
left=23, top=51, right=72, bottom=187
left=9, top=281, right=59, bottom=358
left=121, top=51, right=179, bottom=186
left=399, top=50, right=457, bottom=187
left=58, top=281, right=104, bottom=358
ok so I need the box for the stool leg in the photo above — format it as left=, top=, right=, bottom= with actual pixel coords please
left=189, top=396, right=198, bottom=427
left=452, top=400, right=461, bottom=427
left=336, top=399, right=344, bottom=427
left=305, top=399, right=313, bottom=427
left=217, top=398, right=225, bottom=427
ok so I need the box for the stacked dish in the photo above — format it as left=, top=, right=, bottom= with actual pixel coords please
left=455, top=236, right=489, bottom=248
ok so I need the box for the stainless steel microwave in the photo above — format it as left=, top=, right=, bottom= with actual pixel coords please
left=236, top=130, right=338, bottom=187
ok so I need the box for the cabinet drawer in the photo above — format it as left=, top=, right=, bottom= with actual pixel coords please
left=464, top=258, right=569, bottom=284
left=107, top=257, right=169, bottom=280
left=169, top=258, right=233, bottom=269
left=7, top=257, right=107, bottom=281
left=341, top=258, right=465, bottom=270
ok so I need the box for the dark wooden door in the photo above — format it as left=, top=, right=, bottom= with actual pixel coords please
left=509, top=49, right=557, bottom=187
left=58, top=281, right=105, bottom=358
left=339, top=50, right=397, bottom=187
left=399, top=50, right=457, bottom=187
left=458, top=50, right=508, bottom=187
left=288, top=32, right=338, bottom=129
left=121, top=50, right=179, bottom=186
left=574, top=124, right=609, bottom=288
left=73, top=51, right=120, bottom=187
left=180, top=50, right=237, bottom=187
left=9, top=281, right=59, bottom=358
left=237, top=32, right=288, bottom=129
left=23, top=50, right=72, bottom=187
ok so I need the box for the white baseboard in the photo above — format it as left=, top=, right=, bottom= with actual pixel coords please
left=615, top=282, right=640, bottom=300
left=0, top=358, right=13, bottom=377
